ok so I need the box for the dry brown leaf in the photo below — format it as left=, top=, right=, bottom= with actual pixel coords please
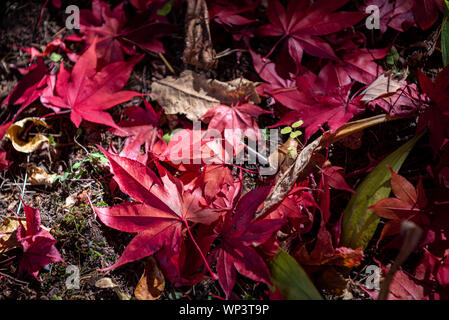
left=182, top=0, right=217, bottom=69
left=134, top=256, right=165, bottom=300
left=95, top=277, right=131, bottom=300
left=361, top=71, right=407, bottom=103
left=0, top=216, right=50, bottom=254
left=26, top=164, right=58, bottom=186
left=0, top=217, right=22, bottom=253
left=151, top=70, right=260, bottom=121
left=5, top=117, right=49, bottom=153
left=95, top=277, right=118, bottom=289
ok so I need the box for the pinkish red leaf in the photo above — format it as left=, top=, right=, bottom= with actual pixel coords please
left=16, top=205, right=64, bottom=280
left=41, top=40, right=141, bottom=131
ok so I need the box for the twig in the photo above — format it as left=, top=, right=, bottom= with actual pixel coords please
left=158, top=53, right=175, bottom=74
left=0, top=271, right=29, bottom=285
left=378, top=221, right=423, bottom=300
left=16, top=154, right=30, bottom=215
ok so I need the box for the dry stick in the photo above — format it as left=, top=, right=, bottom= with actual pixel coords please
left=158, top=53, right=176, bottom=74
left=255, top=114, right=400, bottom=219
left=378, top=221, right=423, bottom=300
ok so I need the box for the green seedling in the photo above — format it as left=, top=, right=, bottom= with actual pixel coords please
left=281, top=120, right=303, bottom=140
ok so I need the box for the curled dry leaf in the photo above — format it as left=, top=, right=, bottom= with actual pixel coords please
left=0, top=217, right=23, bottom=253
left=182, top=0, right=217, bottom=69
left=360, top=71, right=407, bottom=103
left=26, top=164, right=58, bottom=186
left=151, top=70, right=260, bottom=121
left=95, top=277, right=118, bottom=289
left=5, top=117, right=49, bottom=153
left=134, top=256, right=165, bottom=300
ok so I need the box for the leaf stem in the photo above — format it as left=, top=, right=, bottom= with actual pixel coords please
left=182, top=219, right=218, bottom=280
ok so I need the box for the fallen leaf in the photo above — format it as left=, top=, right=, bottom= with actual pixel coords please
left=0, top=217, right=23, bottom=253
left=95, top=277, right=131, bottom=300
left=16, top=205, right=64, bottom=280
left=40, top=40, right=141, bottom=131
left=182, top=0, right=217, bottom=69
left=151, top=70, right=260, bottom=121
left=361, top=72, right=407, bottom=103
left=5, top=117, right=49, bottom=153
left=26, top=164, right=58, bottom=186
left=95, top=277, right=118, bottom=289
left=134, top=256, right=165, bottom=300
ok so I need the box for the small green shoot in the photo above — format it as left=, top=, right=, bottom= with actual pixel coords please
left=281, top=120, right=303, bottom=140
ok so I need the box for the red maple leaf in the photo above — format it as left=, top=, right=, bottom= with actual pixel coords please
left=41, top=40, right=141, bottom=131
left=16, top=205, right=64, bottom=280
left=412, top=0, right=445, bottom=30
left=250, top=49, right=301, bottom=105
left=317, top=34, right=389, bottom=90
left=369, top=168, right=430, bottom=245
left=208, top=0, right=258, bottom=27
left=2, top=58, right=49, bottom=119
left=93, top=148, right=221, bottom=286
left=418, top=66, right=449, bottom=153
left=110, top=99, right=162, bottom=163
left=200, top=103, right=270, bottom=152
left=362, top=260, right=430, bottom=300
left=363, top=0, right=415, bottom=33
left=275, top=71, right=364, bottom=140
left=68, top=0, right=170, bottom=64
left=258, top=0, right=364, bottom=68
left=208, top=187, right=283, bottom=299
left=181, top=164, right=235, bottom=203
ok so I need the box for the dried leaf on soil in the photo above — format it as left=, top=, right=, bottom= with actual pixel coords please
left=5, top=117, right=49, bottom=153
left=134, top=256, right=165, bottom=300
left=151, top=70, right=260, bottom=121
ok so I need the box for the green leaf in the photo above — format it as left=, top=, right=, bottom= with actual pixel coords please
left=290, top=130, right=302, bottom=139
left=281, top=126, right=292, bottom=134
left=157, top=0, right=174, bottom=16
left=292, top=120, right=303, bottom=128
left=48, top=135, right=56, bottom=146
left=50, top=52, right=62, bottom=63
left=89, top=152, right=109, bottom=164
left=269, top=250, right=323, bottom=300
left=442, top=5, right=449, bottom=67
left=72, top=162, right=82, bottom=170
left=340, top=131, right=424, bottom=250
left=162, top=128, right=182, bottom=143
left=60, top=172, right=70, bottom=182
left=386, top=47, right=399, bottom=66
left=162, top=133, right=172, bottom=143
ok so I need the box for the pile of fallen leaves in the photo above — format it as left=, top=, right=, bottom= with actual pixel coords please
left=1, top=0, right=449, bottom=300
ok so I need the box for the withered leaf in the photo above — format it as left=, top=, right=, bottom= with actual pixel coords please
left=361, top=71, right=407, bottom=103
left=151, top=70, right=260, bottom=121
left=26, top=164, right=58, bottom=186
left=134, top=256, right=165, bottom=300
left=182, top=0, right=217, bottom=69
left=0, top=217, right=22, bottom=253
left=5, top=117, right=49, bottom=153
